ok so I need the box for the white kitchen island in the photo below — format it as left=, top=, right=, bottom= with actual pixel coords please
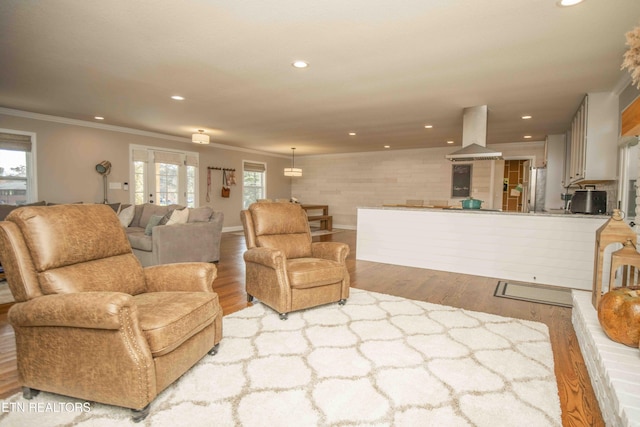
left=356, top=206, right=610, bottom=290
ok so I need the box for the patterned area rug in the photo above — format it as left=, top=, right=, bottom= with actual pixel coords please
left=0, top=289, right=561, bottom=426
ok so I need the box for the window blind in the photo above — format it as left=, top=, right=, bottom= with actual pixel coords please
left=0, top=133, right=32, bottom=152
left=244, top=161, right=266, bottom=172
left=186, top=154, right=199, bottom=167
left=153, top=151, right=182, bottom=166
left=132, top=149, right=148, bottom=162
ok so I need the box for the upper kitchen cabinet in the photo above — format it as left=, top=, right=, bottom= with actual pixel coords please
left=568, top=92, right=618, bottom=184
left=622, top=95, right=640, bottom=136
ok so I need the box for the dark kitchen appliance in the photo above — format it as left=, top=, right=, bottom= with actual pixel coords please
left=570, top=189, right=607, bottom=214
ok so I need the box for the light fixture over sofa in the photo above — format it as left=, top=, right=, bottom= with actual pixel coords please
left=284, top=147, right=302, bottom=177
left=192, top=129, right=210, bottom=144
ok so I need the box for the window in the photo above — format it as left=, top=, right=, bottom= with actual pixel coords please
left=0, top=130, right=36, bottom=205
left=130, top=146, right=198, bottom=207
left=243, top=161, right=266, bottom=208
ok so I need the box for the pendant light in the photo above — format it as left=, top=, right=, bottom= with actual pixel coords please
left=192, top=129, right=210, bottom=144
left=284, top=147, right=302, bottom=177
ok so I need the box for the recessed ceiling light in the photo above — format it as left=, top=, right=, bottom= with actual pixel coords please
left=384, top=145, right=390, bottom=148
left=521, top=115, right=532, bottom=120
left=171, top=95, right=185, bottom=100
left=424, top=125, right=433, bottom=129
left=524, top=135, right=532, bottom=139
left=446, top=140, right=455, bottom=144
left=557, top=0, right=584, bottom=7
left=292, top=61, right=309, bottom=69
left=94, top=116, right=104, bottom=120
left=349, top=132, right=356, bottom=136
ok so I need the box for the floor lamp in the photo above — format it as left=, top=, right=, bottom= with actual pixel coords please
left=95, top=160, right=111, bottom=204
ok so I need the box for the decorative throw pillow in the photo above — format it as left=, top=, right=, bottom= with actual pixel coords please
left=158, top=209, right=175, bottom=225
left=144, top=214, right=165, bottom=235
left=188, top=206, right=213, bottom=223
left=166, top=208, right=189, bottom=225
left=118, top=205, right=135, bottom=227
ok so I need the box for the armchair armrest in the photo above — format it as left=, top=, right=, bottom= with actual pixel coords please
left=8, top=292, right=135, bottom=329
left=243, top=247, right=286, bottom=270
left=144, top=262, right=217, bottom=292
left=311, top=242, right=349, bottom=263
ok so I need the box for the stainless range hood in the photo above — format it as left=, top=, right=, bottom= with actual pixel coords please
left=445, top=105, right=503, bottom=161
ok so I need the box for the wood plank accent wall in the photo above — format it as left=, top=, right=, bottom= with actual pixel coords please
left=622, top=95, right=640, bottom=136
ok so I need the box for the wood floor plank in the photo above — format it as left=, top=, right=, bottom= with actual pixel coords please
left=0, top=230, right=604, bottom=426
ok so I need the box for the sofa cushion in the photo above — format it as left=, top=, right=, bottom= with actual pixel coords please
left=134, top=291, right=220, bottom=357
left=127, top=230, right=152, bottom=251
left=118, top=205, right=135, bottom=227
left=188, top=206, right=213, bottom=223
left=40, top=253, right=146, bottom=295
left=0, top=201, right=47, bottom=221
left=140, top=204, right=170, bottom=229
left=286, top=258, right=346, bottom=289
left=166, top=208, right=189, bottom=225
left=158, top=209, right=175, bottom=225
left=130, top=204, right=145, bottom=228
left=0, top=204, right=17, bottom=221
left=145, top=214, right=164, bottom=235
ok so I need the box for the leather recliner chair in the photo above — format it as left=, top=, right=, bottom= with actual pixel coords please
left=0, top=204, right=223, bottom=422
left=240, top=202, right=350, bottom=319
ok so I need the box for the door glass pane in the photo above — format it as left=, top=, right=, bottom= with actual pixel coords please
left=156, top=163, right=179, bottom=206
left=134, top=161, right=146, bottom=205
left=0, top=149, right=27, bottom=205
left=186, top=165, right=196, bottom=208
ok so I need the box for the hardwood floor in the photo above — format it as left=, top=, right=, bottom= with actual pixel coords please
left=0, top=230, right=603, bottom=426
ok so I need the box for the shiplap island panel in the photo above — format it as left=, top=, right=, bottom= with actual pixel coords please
left=356, top=207, right=609, bottom=290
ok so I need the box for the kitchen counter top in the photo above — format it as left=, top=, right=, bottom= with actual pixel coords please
left=357, top=206, right=610, bottom=290
left=377, top=205, right=610, bottom=219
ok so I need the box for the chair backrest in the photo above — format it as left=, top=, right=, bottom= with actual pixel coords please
left=241, top=202, right=312, bottom=258
left=0, top=204, right=145, bottom=301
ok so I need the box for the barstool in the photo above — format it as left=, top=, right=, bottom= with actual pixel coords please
left=609, top=238, right=640, bottom=289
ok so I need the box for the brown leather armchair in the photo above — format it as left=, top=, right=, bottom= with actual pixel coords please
left=0, top=204, right=223, bottom=422
left=241, top=202, right=350, bottom=319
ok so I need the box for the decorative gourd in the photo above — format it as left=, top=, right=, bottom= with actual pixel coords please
left=597, top=286, right=640, bottom=347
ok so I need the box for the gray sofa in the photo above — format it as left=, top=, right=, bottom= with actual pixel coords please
left=124, top=203, right=224, bottom=267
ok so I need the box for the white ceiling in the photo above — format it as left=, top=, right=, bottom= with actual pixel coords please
left=1, top=0, right=640, bottom=156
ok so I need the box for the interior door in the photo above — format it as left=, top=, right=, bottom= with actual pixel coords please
left=521, top=161, right=530, bottom=212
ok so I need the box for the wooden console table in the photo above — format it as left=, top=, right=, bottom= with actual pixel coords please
left=301, top=204, right=332, bottom=231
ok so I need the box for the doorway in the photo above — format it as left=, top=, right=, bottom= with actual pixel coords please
left=502, top=160, right=527, bottom=212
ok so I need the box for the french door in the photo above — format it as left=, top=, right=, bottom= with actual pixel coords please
left=131, top=146, right=198, bottom=207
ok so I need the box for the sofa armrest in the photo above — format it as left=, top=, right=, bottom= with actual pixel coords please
left=243, top=247, right=286, bottom=270
left=152, top=217, right=223, bottom=265
left=8, top=292, right=135, bottom=329
left=144, top=262, right=217, bottom=292
left=311, top=242, right=350, bottom=263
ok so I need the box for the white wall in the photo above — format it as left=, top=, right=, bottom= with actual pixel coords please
left=545, top=134, right=566, bottom=210
left=0, top=110, right=292, bottom=229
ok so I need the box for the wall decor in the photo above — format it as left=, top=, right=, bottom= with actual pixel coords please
left=451, top=164, right=472, bottom=197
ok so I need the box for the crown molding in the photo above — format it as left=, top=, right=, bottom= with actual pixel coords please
left=0, top=107, right=288, bottom=158
left=613, top=72, right=633, bottom=96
